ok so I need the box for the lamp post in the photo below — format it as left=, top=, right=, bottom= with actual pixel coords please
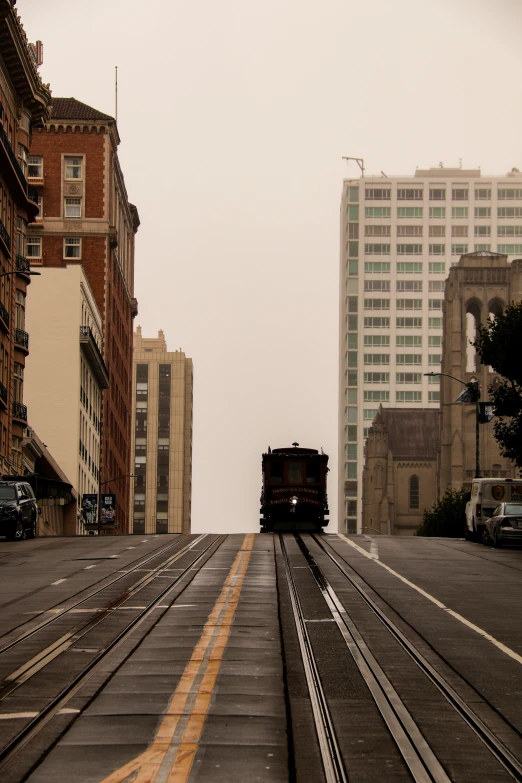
left=0, top=270, right=40, bottom=278
left=98, top=473, right=136, bottom=533
left=424, top=372, right=481, bottom=479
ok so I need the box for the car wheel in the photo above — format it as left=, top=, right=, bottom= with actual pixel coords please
left=481, top=528, right=492, bottom=546
left=26, top=516, right=36, bottom=540
left=6, top=518, right=24, bottom=541
left=493, top=529, right=502, bottom=548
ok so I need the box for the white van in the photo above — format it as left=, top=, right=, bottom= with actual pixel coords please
left=465, top=478, right=522, bottom=539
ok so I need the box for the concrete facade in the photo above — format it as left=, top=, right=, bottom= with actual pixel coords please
left=438, top=252, right=521, bottom=491
left=131, top=328, right=193, bottom=535
left=27, top=98, right=139, bottom=532
left=339, top=166, right=522, bottom=534
left=24, top=265, right=108, bottom=534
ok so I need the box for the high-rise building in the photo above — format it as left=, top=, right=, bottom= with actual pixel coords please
left=27, top=98, right=140, bottom=533
left=339, top=166, right=522, bottom=534
left=0, top=0, right=50, bottom=474
left=131, top=328, right=193, bottom=535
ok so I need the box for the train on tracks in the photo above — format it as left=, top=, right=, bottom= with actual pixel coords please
left=260, top=443, right=329, bottom=533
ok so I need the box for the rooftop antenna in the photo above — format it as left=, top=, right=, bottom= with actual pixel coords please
left=342, top=157, right=364, bottom=176
left=115, top=66, right=118, bottom=123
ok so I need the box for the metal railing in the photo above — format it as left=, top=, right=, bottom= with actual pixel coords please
left=15, top=255, right=31, bottom=274
left=14, top=328, right=29, bottom=350
left=0, top=125, right=30, bottom=196
left=12, top=401, right=27, bottom=421
left=79, top=325, right=104, bottom=365
left=0, top=300, right=9, bottom=328
left=0, top=382, right=7, bottom=405
left=0, top=218, right=10, bottom=249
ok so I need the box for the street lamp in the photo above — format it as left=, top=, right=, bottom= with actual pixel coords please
left=0, top=270, right=40, bottom=278
left=97, top=473, right=137, bottom=532
left=424, top=372, right=481, bottom=478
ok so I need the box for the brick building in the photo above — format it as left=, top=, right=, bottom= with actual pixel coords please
left=27, top=98, right=139, bottom=533
left=0, top=0, right=51, bottom=474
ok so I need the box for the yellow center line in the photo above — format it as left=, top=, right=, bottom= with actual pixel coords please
left=99, top=534, right=255, bottom=783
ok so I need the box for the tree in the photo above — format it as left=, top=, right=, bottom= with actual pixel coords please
left=416, top=488, right=470, bottom=537
left=474, top=301, right=522, bottom=471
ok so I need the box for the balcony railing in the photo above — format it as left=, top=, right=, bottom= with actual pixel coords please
left=12, top=401, right=27, bottom=421
left=79, top=326, right=109, bottom=389
left=0, top=125, right=34, bottom=201
left=16, top=255, right=31, bottom=274
left=0, top=300, right=9, bottom=329
left=14, top=328, right=29, bottom=351
left=0, top=218, right=10, bottom=250
left=0, top=381, right=7, bottom=406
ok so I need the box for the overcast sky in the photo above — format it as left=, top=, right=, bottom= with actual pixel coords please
left=18, top=0, right=522, bottom=533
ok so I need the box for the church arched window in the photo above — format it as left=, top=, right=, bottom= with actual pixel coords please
left=409, top=475, right=419, bottom=509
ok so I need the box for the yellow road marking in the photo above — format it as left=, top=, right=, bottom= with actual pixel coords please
left=100, top=534, right=255, bottom=783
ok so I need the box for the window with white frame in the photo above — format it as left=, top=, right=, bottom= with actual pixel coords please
left=365, top=262, right=390, bottom=273
left=429, top=281, right=444, bottom=292
left=498, top=188, right=522, bottom=200
left=364, top=280, right=390, bottom=292
left=475, top=225, right=491, bottom=237
left=428, top=391, right=440, bottom=402
left=27, top=156, right=43, bottom=179
left=364, top=299, right=390, bottom=310
left=364, top=409, right=379, bottom=420
left=65, top=197, right=82, bottom=218
left=396, top=335, right=422, bottom=347
left=396, top=280, right=422, bottom=291
left=397, top=207, right=423, bottom=219
left=396, top=373, right=422, bottom=384
left=363, top=317, right=390, bottom=328
left=429, top=317, right=443, bottom=328
left=429, top=354, right=441, bottom=365
left=397, top=262, right=423, bottom=273
left=429, top=188, right=445, bottom=200
left=429, top=244, right=445, bottom=255
left=396, top=354, right=422, bottom=365
left=498, top=244, right=522, bottom=254
left=36, top=195, right=43, bottom=221
left=429, top=225, right=445, bottom=237
left=452, top=244, right=468, bottom=255
left=451, top=225, right=468, bottom=237
left=364, top=354, right=389, bottom=365
left=364, top=335, right=390, bottom=346
left=365, top=188, right=391, bottom=200
left=498, top=207, right=522, bottom=219
left=365, top=225, right=390, bottom=237
left=397, top=244, right=422, bottom=255
left=428, top=374, right=440, bottom=384
left=429, top=299, right=443, bottom=309
left=397, top=225, right=423, bottom=236
left=26, top=236, right=41, bottom=258
left=17, top=144, right=27, bottom=176
left=397, top=391, right=422, bottom=402
left=475, top=207, right=491, bottom=219
left=452, top=188, right=468, bottom=200
left=429, top=207, right=445, bottom=219
left=64, top=237, right=81, bottom=258
left=396, top=317, right=422, bottom=328
left=364, top=390, right=389, bottom=402
left=363, top=372, right=389, bottom=383
left=429, top=262, right=445, bottom=274
left=452, top=207, right=468, bottom=219
left=365, top=207, right=391, bottom=219
left=497, top=225, right=522, bottom=237
left=429, top=335, right=442, bottom=346
left=365, top=243, right=390, bottom=255
left=397, top=188, right=423, bottom=200
left=65, top=156, right=83, bottom=179
left=475, top=188, right=491, bottom=200
left=475, top=244, right=491, bottom=252
left=397, top=299, right=422, bottom=310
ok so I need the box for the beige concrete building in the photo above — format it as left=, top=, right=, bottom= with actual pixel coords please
left=439, top=251, right=521, bottom=491
left=362, top=407, right=438, bottom=535
left=131, top=328, right=192, bottom=534
left=24, top=265, right=108, bottom=534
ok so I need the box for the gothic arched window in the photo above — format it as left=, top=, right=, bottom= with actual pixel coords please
left=409, top=475, right=419, bottom=509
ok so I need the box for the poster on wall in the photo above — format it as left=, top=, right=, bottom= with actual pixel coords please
left=100, top=494, right=116, bottom=529
left=82, top=494, right=98, bottom=528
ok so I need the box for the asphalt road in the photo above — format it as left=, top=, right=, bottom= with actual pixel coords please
left=0, top=533, right=520, bottom=783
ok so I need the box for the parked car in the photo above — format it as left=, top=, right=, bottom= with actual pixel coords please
left=482, top=502, right=522, bottom=547
left=0, top=481, right=38, bottom=541
left=466, top=478, right=522, bottom=540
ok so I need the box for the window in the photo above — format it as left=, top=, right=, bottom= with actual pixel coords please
left=429, top=281, right=444, bottom=292
left=365, top=188, right=391, bottom=200
left=347, top=333, right=357, bottom=349
left=475, top=207, right=491, bottom=219
left=346, top=463, right=357, bottom=479
left=498, top=188, right=522, bottom=200
left=397, top=262, right=423, bottom=273
left=348, top=241, right=358, bottom=256
left=365, top=243, right=390, bottom=255
left=475, top=188, right=491, bottom=200
left=26, top=236, right=41, bottom=258
left=364, top=372, right=389, bottom=383
left=364, top=298, right=390, bottom=310
left=409, top=475, right=420, bottom=508
left=16, top=216, right=26, bottom=255
left=397, top=225, right=423, bottom=237
left=364, top=280, right=390, bottom=291
left=452, top=207, right=468, bottom=219
left=397, top=391, right=422, bottom=402
left=347, top=371, right=357, bottom=386
left=65, top=197, right=82, bottom=218
left=429, top=225, right=445, bottom=237
left=475, top=225, right=491, bottom=237
left=363, top=317, right=390, bottom=328
left=497, top=225, right=522, bottom=237
left=396, top=317, right=422, bottom=328
left=64, top=237, right=81, bottom=258
left=429, top=207, right=445, bottom=219
left=17, top=144, right=27, bottom=176
left=348, top=205, right=359, bottom=220
left=452, top=188, right=468, bottom=200
left=347, top=315, right=358, bottom=330
left=347, top=352, right=357, bottom=368
left=347, top=296, right=358, bottom=312
left=397, top=244, right=422, bottom=255
left=429, top=335, right=442, bottom=346
left=429, top=244, right=445, bottom=255
left=346, top=388, right=357, bottom=404
left=364, top=409, right=379, bottom=420
left=429, top=317, right=442, bottom=328
left=364, top=390, right=389, bottom=402
left=396, top=280, right=422, bottom=291
left=452, top=243, right=468, bottom=254
left=396, top=354, right=422, bottom=365
left=429, top=299, right=443, bottom=309
left=13, top=362, right=23, bottom=403
left=498, top=207, right=522, bottom=218
left=428, top=374, right=440, bottom=384
left=475, top=244, right=491, bottom=252
left=348, top=260, right=358, bottom=275
left=396, top=335, right=422, bottom=347
left=498, top=244, right=522, bottom=254
left=36, top=195, right=43, bottom=220
left=348, top=224, right=359, bottom=239
left=365, top=262, right=390, bottom=273
left=429, top=188, right=445, bottom=200
left=15, top=289, right=25, bottom=330
left=27, top=156, right=43, bottom=179
left=429, top=354, right=441, bottom=364
left=346, top=444, right=357, bottom=460
left=452, top=225, right=468, bottom=237
left=429, top=262, right=445, bottom=274
left=396, top=373, right=422, bottom=384
left=429, top=391, right=440, bottom=402
left=347, top=186, right=359, bottom=202
left=346, top=408, right=357, bottom=423
left=365, top=225, right=390, bottom=237
left=365, top=207, right=391, bottom=219
left=346, top=425, right=357, bottom=441
left=397, top=207, right=423, bottom=219
left=397, top=188, right=423, bottom=200
left=397, top=299, right=422, bottom=310
left=364, top=335, right=390, bottom=346
left=364, top=354, right=389, bottom=365
left=65, top=156, right=82, bottom=179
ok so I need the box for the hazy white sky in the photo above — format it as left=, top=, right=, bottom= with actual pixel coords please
left=17, top=0, right=522, bottom=533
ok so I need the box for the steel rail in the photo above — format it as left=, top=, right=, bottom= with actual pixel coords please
left=279, top=533, right=348, bottom=783
left=0, top=533, right=226, bottom=773
left=313, top=534, right=522, bottom=782
left=0, top=534, right=209, bottom=654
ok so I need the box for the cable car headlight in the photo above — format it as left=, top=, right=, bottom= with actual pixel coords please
left=291, top=496, right=298, bottom=505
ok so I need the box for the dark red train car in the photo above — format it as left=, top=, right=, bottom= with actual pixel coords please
left=260, top=443, right=329, bottom=533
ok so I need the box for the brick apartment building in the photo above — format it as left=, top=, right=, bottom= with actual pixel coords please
left=27, top=98, right=139, bottom=533
left=0, top=0, right=51, bottom=475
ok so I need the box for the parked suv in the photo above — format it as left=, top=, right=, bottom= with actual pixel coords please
left=0, top=481, right=38, bottom=541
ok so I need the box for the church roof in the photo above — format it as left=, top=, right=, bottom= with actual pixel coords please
left=49, top=98, right=114, bottom=122
left=380, top=408, right=439, bottom=460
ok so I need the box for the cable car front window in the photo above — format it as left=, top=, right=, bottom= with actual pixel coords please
left=288, top=461, right=303, bottom=484
left=269, top=461, right=284, bottom=484
left=307, top=462, right=320, bottom=484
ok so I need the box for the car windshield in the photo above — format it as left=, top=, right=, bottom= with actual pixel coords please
left=0, top=486, right=16, bottom=500
left=504, top=504, right=522, bottom=515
